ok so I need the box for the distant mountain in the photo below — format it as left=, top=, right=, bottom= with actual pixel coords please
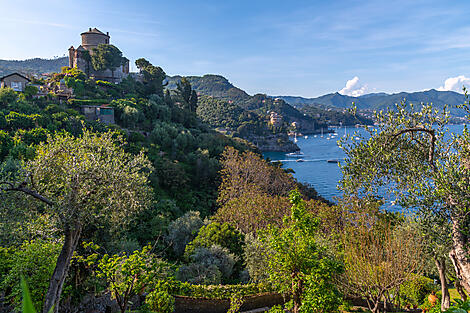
left=277, top=89, right=467, bottom=116
left=0, top=57, right=68, bottom=77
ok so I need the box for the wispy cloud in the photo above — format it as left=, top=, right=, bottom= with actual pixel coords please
left=0, top=17, right=75, bottom=29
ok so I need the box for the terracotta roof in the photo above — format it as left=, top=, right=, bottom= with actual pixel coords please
left=0, top=72, right=31, bottom=82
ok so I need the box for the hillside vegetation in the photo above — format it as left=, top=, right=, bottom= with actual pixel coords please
left=0, top=57, right=68, bottom=77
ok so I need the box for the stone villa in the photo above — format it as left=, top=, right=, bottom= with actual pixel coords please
left=0, top=73, right=30, bottom=91
left=68, top=28, right=130, bottom=83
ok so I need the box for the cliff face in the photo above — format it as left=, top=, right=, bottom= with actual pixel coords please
left=242, top=133, right=299, bottom=152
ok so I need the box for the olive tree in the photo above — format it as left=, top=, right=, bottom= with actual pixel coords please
left=340, top=101, right=470, bottom=295
left=0, top=129, right=153, bottom=313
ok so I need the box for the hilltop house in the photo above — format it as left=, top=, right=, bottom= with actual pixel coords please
left=68, top=28, right=129, bottom=83
left=0, top=73, right=30, bottom=91
left=80, top=104, right=115, bottom=124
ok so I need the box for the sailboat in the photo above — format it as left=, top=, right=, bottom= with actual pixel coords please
left=320, top=128, right=324, bottom=138
left=294, top=132, right=298, bottom=143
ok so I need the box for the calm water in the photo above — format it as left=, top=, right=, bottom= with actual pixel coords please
left=264, top=125, right=466, bottom=203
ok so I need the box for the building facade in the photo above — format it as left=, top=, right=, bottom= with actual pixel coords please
left=0, top=73, right=30, bottom=91
left=80, top=104, right=115, bottom=124
left=68, top=28, right=130, bottom=83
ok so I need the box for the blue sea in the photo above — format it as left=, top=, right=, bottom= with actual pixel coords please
left=264, top=125, right=466, bottom=204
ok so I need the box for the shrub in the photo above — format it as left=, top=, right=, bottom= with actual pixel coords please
left=0, top=87, right=17, bottom=106
left=145, top=280, right=175, bottom=313
left=400, top=274, right=437, bottom=307
left=176, top=263, right=222, bottom=285
left=184, top=222, right=244, bottom=258
left=0, top=130, right=13, bottom=161
left=5, top=112, right=36, bottom=130
left=190, top=245, right=237, bottom=280
left=96, top=245, right=172, bottom=313
left=1, top=240, right=61, bottom=311
left=243, top=233, right=269, bottom=282
left=165, top=211, right=204, bottom=256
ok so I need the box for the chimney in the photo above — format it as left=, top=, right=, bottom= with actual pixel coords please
left=89, top=27, right=92, bottom=32
left=106, top=32, right=109, bottom=36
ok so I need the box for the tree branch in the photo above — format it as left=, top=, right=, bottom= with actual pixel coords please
left=389, top=127, right=437, bottom=171
left=0, top=180, right=54, bottom=206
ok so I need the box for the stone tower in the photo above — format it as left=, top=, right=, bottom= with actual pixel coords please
left=80, top=28, right=110, bottom=50
left=68, top=28, right=129, bottom=83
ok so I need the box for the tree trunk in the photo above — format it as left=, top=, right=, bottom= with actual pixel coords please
left=449, top=217, right=470, bottom=294
left=42, top=224, right=82, bottom=313
left=435, top=258, right=450, bottom=311
left=291, top=274, right=303, bottom=313
left=455, top=279, right=467, bottom=302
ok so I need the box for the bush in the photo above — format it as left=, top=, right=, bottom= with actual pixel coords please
left=176, top=263, right=222, bottom=285
left=243, top=233, right=269, bottom=282
left=165, top=211, right=204, bottom=256
left=184, top=222, right=244, bottom=258
left=400, top=274, right=437, bottom=307
left=0, top=87, right=17, bottom=106
left=145, top=280, right=175, bottom=313
left=0, top=130, right=13, bottom=161
left=1, top=239, right=61, bottom=311
left=189, top=245, right=237, bottom=281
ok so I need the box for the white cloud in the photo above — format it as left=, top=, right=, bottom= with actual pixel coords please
left=438, top=75, right=470, bottom=93
left=339, top=76, right=370, bottom=97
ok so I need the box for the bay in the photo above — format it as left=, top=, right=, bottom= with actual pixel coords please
left=264, top=124, right=466, bottom=203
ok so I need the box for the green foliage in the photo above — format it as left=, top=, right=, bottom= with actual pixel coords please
left=228, top=291, right=244, bottom=313
left=299, top=105, right=373, bottom=126
left=27, top=129, right=153, bottom=231
left=20, top=277, right=54, bottom=313
left=145, top=280, right=175, bottom=313
left=0, top=87, right=17, bottom=106
left=91, top=44, right=124, bottom=73
left=61, top=67, right=87, bottom=80
left=5, top=112, right=37, bottom=130
left=135, top=58, right=166, bottom=97
left=184, top=222, right=245, bottom=258
left=420, top=296, right=442, bottom=313
left=0, top=130, right=13, bottom=161
left=1, top=240, right=61, bottom=311
left=23, top=86, right=38, bottom=99
left=97, top=245, right=172, bottom=313
left=243, top=233, right=269, bottom=282
left=260, top=190, right=343, bottom=313
left=447, top=299, right=470, bottom=313
left=400, top=275, right=437, bottom=307
left=196, top=96, right=251, bottom=129
left=177, top=245, right=237, bottom=284
left=165, top=211, right=204, bottom=256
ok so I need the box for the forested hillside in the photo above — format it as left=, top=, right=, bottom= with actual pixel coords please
left=0, top=57, right=68, bottom=76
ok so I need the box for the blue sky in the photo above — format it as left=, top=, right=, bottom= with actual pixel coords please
left=1, top=0, right=470, bottom=97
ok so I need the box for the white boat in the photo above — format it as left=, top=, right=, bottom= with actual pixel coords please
left=286, top=152, right=305, bottom=158
left=304, top=136, right=308, bottom=139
